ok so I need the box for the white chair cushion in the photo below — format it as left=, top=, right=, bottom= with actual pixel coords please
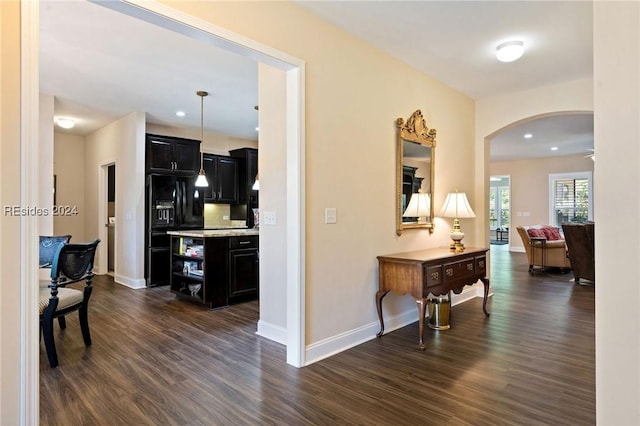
left=39, top=286, right=83, bottom=315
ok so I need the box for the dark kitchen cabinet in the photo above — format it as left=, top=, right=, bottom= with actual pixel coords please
left=228, top=236, right=259, bottom=303
left=146, top=134, right=200, bottom=174
left=170, top=234, right=258, bottom=309
left=202, top=154, right=239, bottom=204
left=229, top=148, right=258, bottom=227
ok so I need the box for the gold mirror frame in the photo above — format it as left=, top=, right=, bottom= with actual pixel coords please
left=396, top=109, right=436, bottom=235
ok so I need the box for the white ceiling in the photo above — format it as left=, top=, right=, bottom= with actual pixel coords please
left=40, top=0, right=594, bottom=160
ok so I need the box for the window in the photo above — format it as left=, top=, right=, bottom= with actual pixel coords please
left=549, top=172, right=593, bottom=227
left=489, top=177, right=510, bottom=230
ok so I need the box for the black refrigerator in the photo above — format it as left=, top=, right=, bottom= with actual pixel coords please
left=145, top=174, right=204, bottom=286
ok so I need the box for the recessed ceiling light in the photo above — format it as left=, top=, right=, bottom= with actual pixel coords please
left=255, top=127, right=259, bottom=132
left=496, top=41, right=524, bottom=62
left=55, top=118, right=75, bottom=129
left=551, top=147, right=558, bottom=151
left=176, top=111, right=186, bottom=117
left=524, top=133, right=533, bottom=139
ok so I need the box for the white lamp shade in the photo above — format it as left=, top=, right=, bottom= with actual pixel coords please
left=403, top=193, right=431, bottom=218
left=195, top=173, right=209, bottom=187
left=438, top=192, right=476, bottom=219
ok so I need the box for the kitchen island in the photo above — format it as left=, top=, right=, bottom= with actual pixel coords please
left=168, top=229, right=259, bottom=308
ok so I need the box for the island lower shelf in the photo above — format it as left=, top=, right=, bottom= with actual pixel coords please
left=168, top=230, right=259, bottom=308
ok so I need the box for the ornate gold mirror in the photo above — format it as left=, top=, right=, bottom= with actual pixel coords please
left=396, top=109, right=436, bottom=235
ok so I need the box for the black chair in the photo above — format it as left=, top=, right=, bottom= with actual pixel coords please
left=39, top=239, right=100, bottom=367
left=39, top=235, right=71, bottom=268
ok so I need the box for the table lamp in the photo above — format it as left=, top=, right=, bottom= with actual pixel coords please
left=403, top=192, right=431, bottom=224
left=438, top=191, right=475, bottom=252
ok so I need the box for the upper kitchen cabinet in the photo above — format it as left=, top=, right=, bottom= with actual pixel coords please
left=146, top=134, right=200, bottom=175
left=202, top=154, right=239, bottom=204
left=229, top=148, right=258, bottom=228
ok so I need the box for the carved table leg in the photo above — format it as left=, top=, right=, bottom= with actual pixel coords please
left=376, top=290, right=390, bottom=338
left=480, top=277, right=491, bottom=317
left=416, top=297, right=427, bottom=350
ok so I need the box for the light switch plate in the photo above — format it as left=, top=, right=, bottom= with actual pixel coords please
left=325, top=208, right=337, bottom=224
left=263, top=211, right=276, bottom=225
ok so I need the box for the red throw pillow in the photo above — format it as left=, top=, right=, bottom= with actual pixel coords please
left=542, top=226, right=562, bottom=241
left=527, top=228, right=546, bottom=239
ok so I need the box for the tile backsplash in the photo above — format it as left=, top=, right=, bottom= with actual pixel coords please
left=204, top=204, right=247, bottom=228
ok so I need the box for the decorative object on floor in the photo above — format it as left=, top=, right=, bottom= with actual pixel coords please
left=40, top=239, right=100, bottom=367
left=562, top=222, right=595, bottom=285
left=438, top=191, right=476, bottom=252
left=195, top=90, right=209, bottom=187
left=402, top=192, right=431, bottom=224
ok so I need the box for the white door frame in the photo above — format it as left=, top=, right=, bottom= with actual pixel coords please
left=98, top=161, right=117, bottom=276
left=21, top=0, right=306, bottom=422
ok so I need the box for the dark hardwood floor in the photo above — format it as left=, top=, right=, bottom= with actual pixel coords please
left=40, top=245, right=595, bottom=425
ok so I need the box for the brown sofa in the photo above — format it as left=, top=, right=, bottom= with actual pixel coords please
left=516, top=225, right=571, bottom=273
left=562, top=223, right=595, bottom=284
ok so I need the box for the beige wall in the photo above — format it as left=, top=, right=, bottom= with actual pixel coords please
left=39, top=94, right=54, bottom=235
left=85, top=112, right=146, bottom=288
left=475, top=78, right=593, bottom=244
left=1, top=1, right=23, bottom=423
left=53, top=132, right=86, bottom=241
left=4, top=1, right=639, bottom=423
left=490, top=154, right=594, bottom=251
left=594, top=1, right=640, bottom=423
left=162, top=1, right=476, bottom=350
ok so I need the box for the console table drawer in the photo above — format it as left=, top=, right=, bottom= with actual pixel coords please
left=475, top=255, right=487, bottom=275
left=443, top=259, right=475, bottom=283
left=424, top=265, right=443, bottom=294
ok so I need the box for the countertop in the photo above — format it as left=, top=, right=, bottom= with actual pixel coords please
left=167, top=229, right=259, bottom=238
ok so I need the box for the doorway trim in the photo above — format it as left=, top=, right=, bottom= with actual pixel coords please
left=98, top=161, right=117, bottom=276
left=22, top=0, right=306, bottom=422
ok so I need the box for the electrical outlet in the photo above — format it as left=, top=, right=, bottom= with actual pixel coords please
left=264, top=211, right=276, bottom=225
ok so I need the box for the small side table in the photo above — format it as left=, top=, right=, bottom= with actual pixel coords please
left=496, top=227, right=509, bottom=241
left=529, top=237, right=546, bottom=274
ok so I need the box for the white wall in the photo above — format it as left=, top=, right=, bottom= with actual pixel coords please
left=255, top=63, right=288, bottom=344
left=85, top=112, right=146, bottom=288
left=594, top=1, right=640, bottom=423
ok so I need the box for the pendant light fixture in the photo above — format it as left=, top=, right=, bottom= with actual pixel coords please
left=195, top=90, right=209, bottom=187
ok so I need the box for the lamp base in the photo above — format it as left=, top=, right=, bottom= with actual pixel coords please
left=449, top=226, right=466, bottom=253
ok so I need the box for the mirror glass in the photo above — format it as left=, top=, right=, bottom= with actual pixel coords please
left=396, top=110, right=436, bottom=235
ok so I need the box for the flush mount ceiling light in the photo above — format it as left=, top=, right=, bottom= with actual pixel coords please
left=524, top=133, right=533, bottom=139
left=175, top=110, right=186, bottom=117
left=496, top=41, right=524, bottom=62
left=55, top=118, right=75, bottom=129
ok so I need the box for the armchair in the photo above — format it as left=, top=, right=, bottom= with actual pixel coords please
left=562, top=223, right=595, bottom=284
left=40, top=239, right=100, bottom=367
left=516, top=226, right=571, bottom=273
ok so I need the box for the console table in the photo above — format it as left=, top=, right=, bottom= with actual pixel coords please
left=376, top=247, right=490, bottom=350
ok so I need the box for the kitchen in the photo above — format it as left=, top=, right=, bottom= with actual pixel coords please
left=146, top=129, right=260, bottom=308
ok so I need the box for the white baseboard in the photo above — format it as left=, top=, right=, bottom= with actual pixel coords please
left=304, top=284, right=491, bottom=365
left=256, top=319, right=287, bottom=345
left=113, top=273, right=146, bottom=289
